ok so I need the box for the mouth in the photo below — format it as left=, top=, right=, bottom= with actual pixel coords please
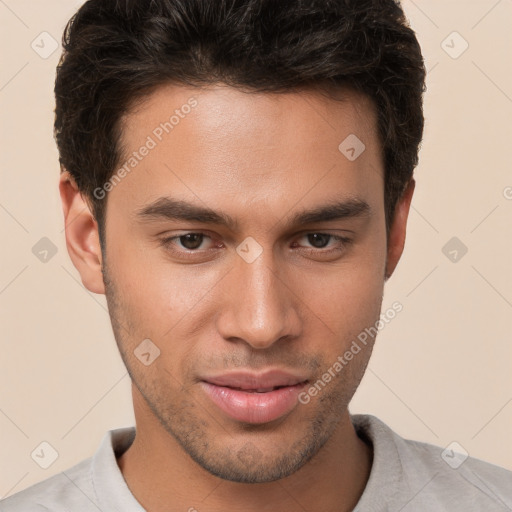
left=221, top=385, right=296, bottom=393
left=200, top=370, right=309, bottom=424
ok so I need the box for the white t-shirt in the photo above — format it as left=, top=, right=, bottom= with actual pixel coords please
left=1, top=414, right=511, bottom=511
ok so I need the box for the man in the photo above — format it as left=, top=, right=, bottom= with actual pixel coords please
left=2, top=0, right=511, bottom=510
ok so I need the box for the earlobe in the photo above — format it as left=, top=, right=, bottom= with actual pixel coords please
left=59, top=170, right=106, bottom=295
left=384, top=178, right=415, bottom=280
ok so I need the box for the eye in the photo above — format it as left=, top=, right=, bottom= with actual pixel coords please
left=158, top=231, right=352, bottom=262
left=294, top=233, right=352, bottom=252
left=160, top=232, right=215, bottom=252
left=175, top=233, right=207, bottom=250
left=301, top=233, right=335, bottom=249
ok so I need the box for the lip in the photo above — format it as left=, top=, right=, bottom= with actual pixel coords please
left=200, top=370, right=309, bottom=424
left=203, top=370, right=309, bottom=390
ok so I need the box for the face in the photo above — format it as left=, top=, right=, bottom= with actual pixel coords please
left=73, top=83, right=407, bottom=483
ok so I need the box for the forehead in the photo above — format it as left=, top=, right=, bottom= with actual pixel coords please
left=120, top=82, right=379, bottom=154
left=111, top=83, right=383, bottom=223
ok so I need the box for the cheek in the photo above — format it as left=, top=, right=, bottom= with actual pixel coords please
left=300, top=275, right=384, bottom=366
left=107, top=235, right=223, bottom=344
left=298, top=262, right=384, bottom=404
left=301, top=244, right=385, bottom=337
left=105, top=259, right=209, bottom=382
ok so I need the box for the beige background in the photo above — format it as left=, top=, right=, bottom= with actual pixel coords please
left=1, top=0, right=511, bottom=498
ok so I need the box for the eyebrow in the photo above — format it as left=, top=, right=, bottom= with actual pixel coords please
left=135, top=196, right=372, bottom=230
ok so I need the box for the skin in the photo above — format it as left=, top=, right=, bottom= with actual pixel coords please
left=59, top=83, right=415, bottom=512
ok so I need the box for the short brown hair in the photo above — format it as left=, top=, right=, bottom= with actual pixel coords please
left=54, top=0, right=426, bottom=245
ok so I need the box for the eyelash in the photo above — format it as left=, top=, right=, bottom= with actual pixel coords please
left=158, top=232, right=353, bottom=260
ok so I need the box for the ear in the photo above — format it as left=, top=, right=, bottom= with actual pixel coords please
left=385, top=178, right=415, bottom=281
left=59, top=170, right=105, bottom=294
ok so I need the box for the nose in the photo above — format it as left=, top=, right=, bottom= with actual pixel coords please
left=217, top=248, right=302, bottom=350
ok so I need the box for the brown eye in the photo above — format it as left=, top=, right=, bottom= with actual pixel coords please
left=160, top=232, right=213, bottom=253
left=306, top=233, right=332, bottom=248
left=158, top=232, right=222, bottom=262
left=292, top=233, right=353, bottom=260
left=178, top=233, right=204, bottom=250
